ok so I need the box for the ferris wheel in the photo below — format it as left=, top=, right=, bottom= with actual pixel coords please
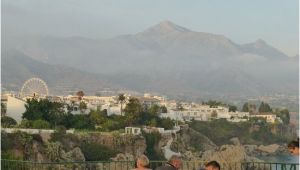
left=20, top=77, right=49, bottom=98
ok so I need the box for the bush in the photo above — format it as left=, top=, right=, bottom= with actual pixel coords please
left=18, top=120, right=33, bottom=128
left=1, top=116, right=17, bottom=128
left=81, top=142, right=118, bottom=161
left=142, top=132, right=165, bottom=160
left=32, top=120, right=50, bottom=129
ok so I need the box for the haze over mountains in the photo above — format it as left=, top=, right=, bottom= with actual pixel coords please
left=2, top=21, right=298, bottom=99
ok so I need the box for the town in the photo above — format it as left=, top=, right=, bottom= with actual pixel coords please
left=1, top=78, right=287, bottom=135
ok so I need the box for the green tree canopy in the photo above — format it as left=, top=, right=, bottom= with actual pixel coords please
left=118, top=94, right=126, bottom=116
left=22, top=98, right=66, bottom=127
left=258, top=102, right=272, bottom=113
left=1, top=116, right=17, bottom=128
left=228, top=105, right=237, bottom=112
left=274, top=109, right=290, bottom=125
left=242, top=102, right=249, bottom=112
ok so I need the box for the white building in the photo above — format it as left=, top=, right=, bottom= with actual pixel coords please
left=125, top=127, right=141, bottom=135
left=4, top=96, right=26, bottom=123
left=179, top=105, right=230, bottom=121
left=250, top=113, right=277, bottom=123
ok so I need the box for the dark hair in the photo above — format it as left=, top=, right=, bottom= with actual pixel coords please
left=205, top=161, right=221, bottom=170
left=288, top=138, right=299, bottom=148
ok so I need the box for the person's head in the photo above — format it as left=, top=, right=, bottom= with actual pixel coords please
left=205, top=161, right=220, bottom=170
left=288, top=139, right=299, bottom=156
left=168, top=155, right=182, bottom=170
left=136, top=155, right=150, bottom=168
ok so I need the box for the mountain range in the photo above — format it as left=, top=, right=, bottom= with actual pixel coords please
left=2, top=21, right=298, bottom=100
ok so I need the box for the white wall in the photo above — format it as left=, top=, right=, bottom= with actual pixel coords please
left=6, top=96, right=26, bottom=123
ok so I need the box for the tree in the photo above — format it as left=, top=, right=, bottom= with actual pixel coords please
left=79, top=101, right=87, bottom=114
left=242, top=102, right=249, bottom=112
left=32, top=120, right=50, bottom=129
left=81, top=142, right=117, bottom=161
left=274, top=109, right=290, bottom=125
left=228, top=105, right=237, bottom=112
left=89, top=109, right=106, bottom=125
left=258, top=102, right=272, bottom=113
left=1, top=116, right=17, bottom=128
left=160, top=106, right=168, bottom=113
left=204, top=100, right=223, bottom=108
left=22, top=98, right=66, bottom=127
left=118, top=94, right=126, bottom=116
left=148, top=104, right=160, bottom=116
left=123, top=97, right=143, bottom=125
left=76, top=91, right=85, bottom=100
left=1, top=102, right=7, bottom=117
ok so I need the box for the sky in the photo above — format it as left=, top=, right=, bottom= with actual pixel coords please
left=2, top=0, right=299, bottom=56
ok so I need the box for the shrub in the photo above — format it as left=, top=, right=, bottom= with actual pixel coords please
left=1, top=116, right=17, bottom=128
left=32, top=120, right=50, bottom=129
left=81, top=142, right=118, bottom=161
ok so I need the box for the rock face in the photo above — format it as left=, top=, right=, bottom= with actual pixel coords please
left=230, top=137, right=241, bottom=146
left=200, top=145, right=263, bottom=170
left=257, top=144, right=280, bottom=154
left=111, top=153, right=135, bottom=161
left=62, top=147, right=85, bottom=162
left=171, top=127, right=217, bottom=154
left=76, top=133, right=147, bottom=157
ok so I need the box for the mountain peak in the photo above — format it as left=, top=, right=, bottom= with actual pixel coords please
left=139, top=20, right=190, bottom=36
left=254, top=39, right=267, bottom=47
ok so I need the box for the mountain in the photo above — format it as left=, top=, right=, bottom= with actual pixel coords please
left=1, top=50, right=121, bottom=95
left=2, top=21, right=298, bottom=99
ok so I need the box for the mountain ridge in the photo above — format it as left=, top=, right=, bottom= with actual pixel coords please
left=2, top=21, right=298, bottom=98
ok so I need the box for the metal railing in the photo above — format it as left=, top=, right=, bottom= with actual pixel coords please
left=1, top=159, right=299, bottom=170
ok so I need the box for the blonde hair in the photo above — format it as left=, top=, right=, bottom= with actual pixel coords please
left=137, top=154, right=150, bottom=167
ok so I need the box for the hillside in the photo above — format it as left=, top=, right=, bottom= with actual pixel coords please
left=2, top=21, right=298, bottom=98
left=1, top=50, right=121, bottom=95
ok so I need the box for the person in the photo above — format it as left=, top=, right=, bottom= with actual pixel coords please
left=288, top=138, right=299, bottom=156
left=155, top=155, right=182, bottom=170
left=133, top=154, right=152, bottom=170
left=202, top=161, right=220, bottom=170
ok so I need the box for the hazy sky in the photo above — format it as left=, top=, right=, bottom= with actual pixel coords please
left=2, top=0, right=299, bottom=56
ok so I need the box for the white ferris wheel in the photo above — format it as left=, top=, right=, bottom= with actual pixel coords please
left=20, top=77, right=49, bottom=98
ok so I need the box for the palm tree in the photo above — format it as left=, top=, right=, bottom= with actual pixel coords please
left=1, top=102, right=7, bottom=117
left=118, top=94, right=126, bottom=116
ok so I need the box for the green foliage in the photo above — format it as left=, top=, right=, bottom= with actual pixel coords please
left=274, top=109, right=290, bottom=125
left=242, top=102, right=249, bottom=112
left=118, top=94, right=126, bottom=115
left=190, top=119, right=288, bottom=145
left=228, top=105, right=237, bottom=112
left=1, top=102, right=7, bottom=116
left=79, top=101, right=87, bottom=113
left=158, top=118, right=175, bottom=130
left=46, top=142, right=63, bottom=162
left=89, top=109, right=107, bottom=125
left=142, top=132, right=165, bottom=160
left=18, top=120, right=33, bottom=128
left=258, top=102, right=272, bottom=113
left=1, top=116, right=17, bottom=128
left=81, top=142, right=118, bottom=161
left=203, top=100, right=223, bottom=108
left=148, top=104, right=160, bottom=116
left=22, top=98, right=66, bottom=127
left=160, top=105, right=168, bottom=113
left=1, top=150, right=23, bottom=160
left=66, top=114, right=95, bottom=130
left=31, top=119, right=50, bottom=129
left=124, top=97, right=143, bottom=116
left=121, top=98, right=143, bottom=126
